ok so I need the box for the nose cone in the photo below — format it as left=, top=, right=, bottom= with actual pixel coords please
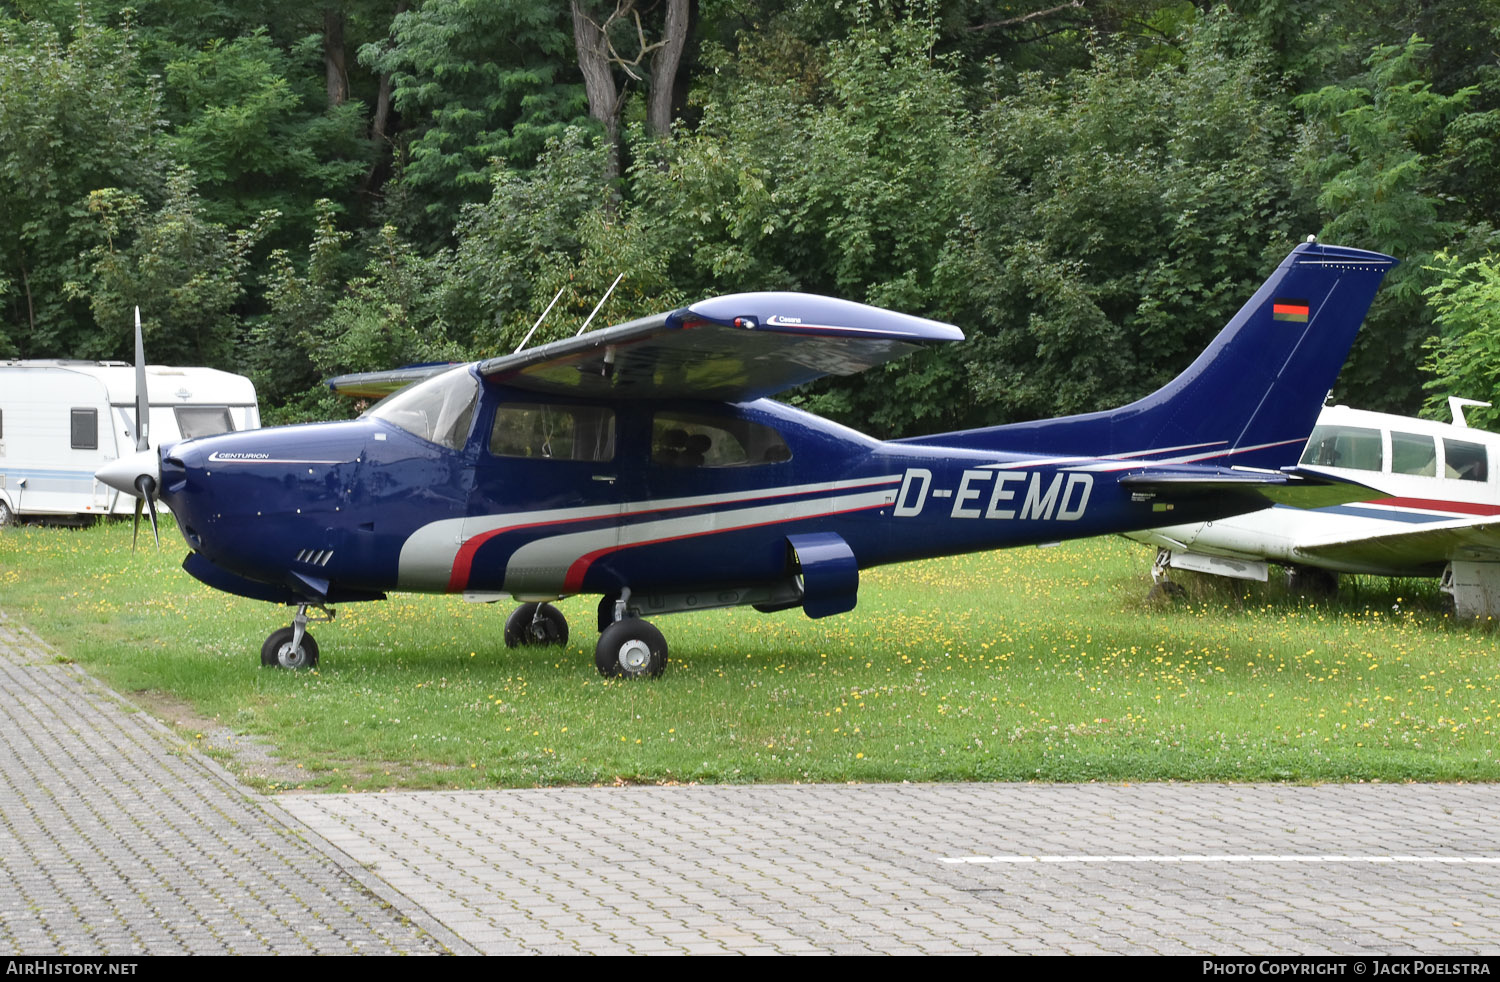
left=97, top=448, right=161, bottom=498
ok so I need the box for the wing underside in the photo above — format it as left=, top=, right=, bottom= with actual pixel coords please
left=475, top=292, right=963, bottom=401
left=328, top=293, right=962, bottom=403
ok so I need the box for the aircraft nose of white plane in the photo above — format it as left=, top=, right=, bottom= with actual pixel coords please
left=96, top=448, right=161, bottom=498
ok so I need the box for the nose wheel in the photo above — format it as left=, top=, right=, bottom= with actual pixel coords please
left=261, top=626, right=319, bottom=669
left=261, top=603, right=333, bottom=669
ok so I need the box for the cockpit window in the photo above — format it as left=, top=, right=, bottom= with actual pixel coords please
left=1444, top=438, right=1488, bottom=482
left=365, top=366, right=478, bottom=450
left=490, top=404, right=615, bottom=461
left=1300, top=425, right=1382, bottom=472
left=651, top=412, right=792, bottom=468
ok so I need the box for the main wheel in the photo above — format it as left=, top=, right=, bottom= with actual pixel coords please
left=261, top=626, right=319, bottom=669
left=1287, top=566, right=1338, bottom=597
left=594, top=618, right=668, bottom=679
left=504, top=603, right=568, bottom=648
left=0, top=499, right=14, bottom=527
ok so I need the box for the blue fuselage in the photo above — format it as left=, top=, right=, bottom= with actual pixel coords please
left=159, top=380, right=1260, bottom=611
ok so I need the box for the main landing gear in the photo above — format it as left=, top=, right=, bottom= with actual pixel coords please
left=504, top=602, right=568, bottom=648
left=593, top=589, right=667, bottom=679
left=261, top=603, right=334, bottom=670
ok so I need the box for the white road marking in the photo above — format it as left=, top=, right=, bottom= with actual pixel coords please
left=940, top=854, right=1500, bottom=864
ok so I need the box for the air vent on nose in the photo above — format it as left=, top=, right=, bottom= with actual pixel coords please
left=295, top=548, right=334, bottom=567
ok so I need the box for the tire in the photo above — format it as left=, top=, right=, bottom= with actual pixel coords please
left=1287, top=566, right=1338, bottom=597
left=504, top=603, right=568, bottom=648
left=0, top=499, right=13, bottom=527
left=594, top=618, right=668, bottom=679
left=261, top=626, right=319, bottom=669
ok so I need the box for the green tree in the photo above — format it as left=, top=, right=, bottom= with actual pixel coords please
left=0, top=18, right=167, bottom=357
left=1420, top=252, right=1500, bottom=430
left=1296, top=36, right=1479, bottom=412
left=360, top=0, right=588, bottom=242
left=163, top=27, right=371, bottom=243
left=63, top=168, right=277, bottom=366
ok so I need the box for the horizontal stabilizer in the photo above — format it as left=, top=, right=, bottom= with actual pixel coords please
left=1120, top=467, right=1380, bottom=509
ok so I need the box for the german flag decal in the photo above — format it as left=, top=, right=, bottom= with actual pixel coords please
left=1273, top=298, right=1310, bottom=322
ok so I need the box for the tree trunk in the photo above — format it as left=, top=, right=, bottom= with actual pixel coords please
left=324, top=8, right=348, bottom=108
left=570, top=1, right=621, bottom=181
left=646, top=0, right=690, bottom=138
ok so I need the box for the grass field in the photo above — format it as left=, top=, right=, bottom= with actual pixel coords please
left=1, top=519, right=1496, bottom=791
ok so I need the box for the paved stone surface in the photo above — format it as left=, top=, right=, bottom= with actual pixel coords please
left=282, top=781, right=1500, bottom=955
left=0, top=613, right=457, bottom=955
left=5, top=609, right=1500, bottom=955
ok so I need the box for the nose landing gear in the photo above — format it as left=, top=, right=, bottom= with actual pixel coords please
left=261, top=603, right=334, bottom=669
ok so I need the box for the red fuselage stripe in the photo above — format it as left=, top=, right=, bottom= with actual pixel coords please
left=446, top=478, right=898, bottom=591
left=561, top=501, right=888, bottom=593
left=1369, top=496, right=1500, bottom=517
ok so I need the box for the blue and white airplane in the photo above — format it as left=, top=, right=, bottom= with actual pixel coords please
left=97, top=240, right=1396, bottom=677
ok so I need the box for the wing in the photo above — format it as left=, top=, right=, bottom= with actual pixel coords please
left=1293, top=514, right=1500, bottom=569
left=474, top=292, right=964, bottom=401
left=327, top=363, right=461, bottom=399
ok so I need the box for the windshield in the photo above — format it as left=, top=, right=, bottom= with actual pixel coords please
left=365, top=366, right=479, bottom=450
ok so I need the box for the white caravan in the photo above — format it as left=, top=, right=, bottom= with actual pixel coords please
left=1128, top=401, right=1500, bottom=618
left=0, top=361, right=260, bottom=524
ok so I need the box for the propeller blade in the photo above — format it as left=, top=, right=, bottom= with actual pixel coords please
left=133, top=307, right=149, bottom=452
left=132, top=498, right=143, bottom=553
left=134, top=474, right=160, bottom=551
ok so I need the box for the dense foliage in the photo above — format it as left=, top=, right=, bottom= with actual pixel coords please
left=7, top=0, right=1500, bottom=433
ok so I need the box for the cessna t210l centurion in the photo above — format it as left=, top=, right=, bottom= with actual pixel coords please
left=98, top=240, right=1396, bottom=677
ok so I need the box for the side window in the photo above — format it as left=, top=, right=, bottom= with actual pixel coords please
left=652, top=412, right=792, bottom=468
left=1444, top=438, right=1489, bottom=482
left=1391, top=431, right=1437, bottom=477
left=1300, top=424, right=1382, bottom=472
left=70, top=408, right=98, bottom=450
left=490, top=404, right=615, bottom=461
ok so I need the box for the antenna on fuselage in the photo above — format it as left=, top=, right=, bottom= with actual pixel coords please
left=513, top=285, right=568, bottom=354
left=575, top=273, right=625, bottom=336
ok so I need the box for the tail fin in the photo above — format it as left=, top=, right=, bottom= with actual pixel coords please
left=921, top=241, right=1397, bottom=469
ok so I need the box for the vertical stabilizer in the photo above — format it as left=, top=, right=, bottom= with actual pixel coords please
left=918, top=241, right=1398, bottom=468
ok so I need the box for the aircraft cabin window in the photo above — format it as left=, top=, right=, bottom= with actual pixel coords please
left=365, top=366, right=478, bottom=450
left=174, top=406, right=235, bottom=439
left=651, top=412, right=792, bottom=468
left=1299, top=424, right=1382, bottom=472
left=1391, top=431, right=1437, bottom=477
left=490, top=404, right=616, bottom=461
left=1444, top=438, right=1488, bottom=482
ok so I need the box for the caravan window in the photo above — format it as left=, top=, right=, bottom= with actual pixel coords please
left=175, top=406, right=235, bottom=439
left=1299, top=424, right=1382, bottom=472
left=70, top=408, right=98, bottom=450
left=1444, top=438, right=1489, bottom=482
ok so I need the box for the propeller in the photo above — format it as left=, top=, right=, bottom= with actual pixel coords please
left=96, top=307, right=162, bottom=550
